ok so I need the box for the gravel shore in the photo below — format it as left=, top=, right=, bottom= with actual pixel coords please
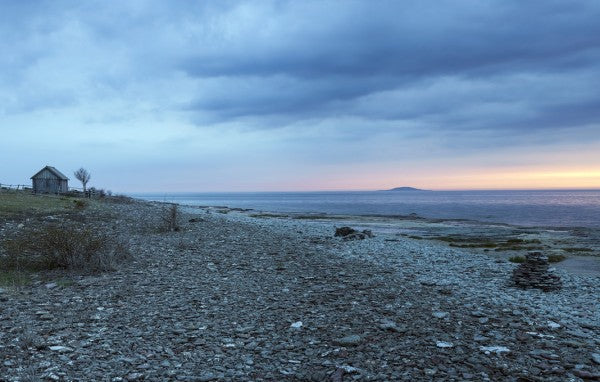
left=1, top=201, right=599, bottom=381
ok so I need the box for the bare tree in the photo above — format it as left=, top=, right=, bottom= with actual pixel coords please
left=74, top=168, right=91, bottom=193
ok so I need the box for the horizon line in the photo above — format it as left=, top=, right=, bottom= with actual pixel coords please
left=128, top=187, right=600, bottom=194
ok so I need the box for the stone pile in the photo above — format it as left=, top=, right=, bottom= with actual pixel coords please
left=512, top=251, right=562, bottom=291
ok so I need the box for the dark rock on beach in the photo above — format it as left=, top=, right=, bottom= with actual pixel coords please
left=334, top=226, right=374, bottom=240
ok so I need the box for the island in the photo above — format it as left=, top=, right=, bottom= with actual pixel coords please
left=381, top=186, right=430, bottom=191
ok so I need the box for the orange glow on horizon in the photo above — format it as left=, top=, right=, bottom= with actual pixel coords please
left=364, top=167, right=600, bottom=191
left=424, top=169, right=599, bottom=190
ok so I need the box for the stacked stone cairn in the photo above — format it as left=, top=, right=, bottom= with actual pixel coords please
left=512, top=251, right=562, bottom=291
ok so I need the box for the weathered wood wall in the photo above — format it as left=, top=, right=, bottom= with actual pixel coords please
left=32, top=169, right=68, bottom=193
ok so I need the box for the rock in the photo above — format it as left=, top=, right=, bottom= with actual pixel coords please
left=290, top=321, right=303, bottom=329
left=48, top=345, right=73, bottom=352
left=126, top=373, right=144, bottom=381
left=433, top=312, right=449, bottom=319
left=480, top=346, right=510, bottom=354
left=198, top=372, right=217, bottom=381
left=45, top=282, right=57, bottom=289
left=339, top=365, right=360, bottom=374
left=334, top=334, right=362, bottom=347
left=379, top=320, right=406, bottom=333
left=547, top=321, right=561, bottom=329
left=474, top=334, right=489, bottom=342
left=436, top=341, right=454, bottom=348
left=573, top=370, right=600, bottom=380
left=592, top=353, right=600, bottom=365
left=334, top=227, right=374, bottom=240
left=335, top=227, right=357, bottom=237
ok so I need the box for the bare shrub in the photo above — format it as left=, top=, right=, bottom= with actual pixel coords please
left=73, top=200, right=87, bottom=210
left=161, top=204, right=180, bottom=232
left=74, top=167, right=91, bottom=193
left=1, top=224, right=130, bottom=273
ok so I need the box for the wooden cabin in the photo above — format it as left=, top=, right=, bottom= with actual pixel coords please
left=31, top=166, right=69, bottom=194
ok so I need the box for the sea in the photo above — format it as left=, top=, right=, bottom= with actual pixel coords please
left=133, top=190, right=600, bottom=228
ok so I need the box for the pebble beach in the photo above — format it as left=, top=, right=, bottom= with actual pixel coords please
left=1, top=199, right=599, bottom=381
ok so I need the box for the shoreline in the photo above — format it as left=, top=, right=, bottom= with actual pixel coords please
left=1, top=196, right=599, bottom=380
left=179, top=203, right=600, bottom=277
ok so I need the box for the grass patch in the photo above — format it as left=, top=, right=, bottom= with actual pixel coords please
left=0, top=192, right=77, bottom=217
left=54, top=278, right=76, bottom=287
left=547, top=254, right=567, bottom=263
left=250, top=213, right=288, bottom=218
left=449, top=241, right=498, bottom=248
left=508, top=256, right=526, bottom=263
left=434, top=235, right=545, bottom=251
left=562, top=247, right=592, bottom=253
left=495, top=245, right=545, bottom=251
left=0, top=270, right=32, bottom=287
left=293, top=215, right=346, bottom=220
left=1, top=224, right=130, bottom=273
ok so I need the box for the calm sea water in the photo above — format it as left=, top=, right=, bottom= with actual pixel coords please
left=134, top=190, right=600, bottom=228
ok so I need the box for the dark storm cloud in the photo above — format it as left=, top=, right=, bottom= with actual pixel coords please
left=2, top=0, right=599, bottom=141
left=179, top=0, right=600, bottom=136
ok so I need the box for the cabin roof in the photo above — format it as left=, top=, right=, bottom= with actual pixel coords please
left=31, top=166, right=69, bottom=180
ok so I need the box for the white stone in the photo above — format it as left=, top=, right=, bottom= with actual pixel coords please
left=290, top=321, right=303, bottom=329
left=49, top=345, right=73, bottom=352
left=480, top=346, right=510, bottom=354
left=547, top=321, right=561, bottom=329
left=436, top=341, right=454, bottom=348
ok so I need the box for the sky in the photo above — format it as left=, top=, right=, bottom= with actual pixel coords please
left=1, top=0, right=599, bottom=192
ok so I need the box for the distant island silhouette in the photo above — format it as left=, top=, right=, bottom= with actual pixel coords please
left=381, top=187, right=430, bottom=191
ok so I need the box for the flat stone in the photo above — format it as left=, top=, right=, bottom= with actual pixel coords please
left=548, top=321, right=561, bottom=329
left=592, top=353, right=600, bottom=365
left=290, top=321, right=303, bottom=329
left=379, top=320, right=406, bottom=333
left=480, top=346, right=510, bottom=354
left=433, top=312, right=449, bottom=319
left=48, top=345, right=73, bottom=352
left=198, top=372, right=217, bottom=381
left=334, top=334, right=362, bottom=346
left=573, top=370, right=600, bottom=380
left=436, top=341, right=454, bottom=348
left=126, top=373, right=144, bottom=381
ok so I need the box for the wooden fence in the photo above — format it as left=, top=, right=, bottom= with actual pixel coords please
left=0, top=183, right=30, bottom=191
left=0, top=183, right=88, bottom=194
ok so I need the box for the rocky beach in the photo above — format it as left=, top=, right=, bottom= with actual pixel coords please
left=1, top=197, right=599, bottom=381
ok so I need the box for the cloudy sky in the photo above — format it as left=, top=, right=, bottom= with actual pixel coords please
left=1, top=0, right=599, bottom=192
